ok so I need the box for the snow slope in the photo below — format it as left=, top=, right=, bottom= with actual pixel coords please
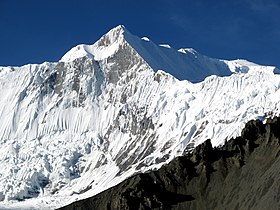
left=0, top=25, right=280, bottom=209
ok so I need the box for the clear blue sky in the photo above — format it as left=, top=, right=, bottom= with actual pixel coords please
left=1, top=0, right=280, bottom=67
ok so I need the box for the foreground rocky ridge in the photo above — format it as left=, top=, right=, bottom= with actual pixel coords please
left=60, top=117, right=280, bottom=210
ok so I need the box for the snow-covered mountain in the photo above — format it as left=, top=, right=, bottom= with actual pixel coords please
left=0, top=25, right=279, bottom=209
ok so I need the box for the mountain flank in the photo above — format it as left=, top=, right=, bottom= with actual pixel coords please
left=1, top=25, right=280, bottom=209
left=59, top=117, right=280, bottom=210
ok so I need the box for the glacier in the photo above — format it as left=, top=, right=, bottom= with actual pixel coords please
left=0, top=25, right=280, bottom=209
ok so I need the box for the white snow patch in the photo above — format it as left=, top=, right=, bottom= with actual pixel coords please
left=141, top=37, right=150, bottom=41
left=159, top=44, right=171, bottom=49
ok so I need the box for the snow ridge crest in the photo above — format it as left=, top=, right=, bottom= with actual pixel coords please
left=60, top=25, right=279, bottom=82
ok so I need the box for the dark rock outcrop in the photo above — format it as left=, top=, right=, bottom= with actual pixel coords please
left=59, top=117, right=280, bottom=210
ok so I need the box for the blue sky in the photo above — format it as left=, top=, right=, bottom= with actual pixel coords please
left=1, top=0, right=280, bottom=67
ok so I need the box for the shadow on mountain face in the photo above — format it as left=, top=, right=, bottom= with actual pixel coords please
left=59, top=117, right=280, bottom=210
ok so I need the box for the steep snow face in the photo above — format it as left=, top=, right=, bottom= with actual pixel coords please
left=0, top=25, right=280, bottom=209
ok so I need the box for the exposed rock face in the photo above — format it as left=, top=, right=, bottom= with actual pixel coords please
left=59, top=117, right=280, bottom=210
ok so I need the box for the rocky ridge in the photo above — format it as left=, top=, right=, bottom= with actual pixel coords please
left=59, top=116, right=280, bottom=210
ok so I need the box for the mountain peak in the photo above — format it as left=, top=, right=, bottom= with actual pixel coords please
left=60, top=25, right=130, bottom=63
left=60, top=25, right=278, bottom=82
left=109, top=24, right=127, bottom=34
left=94, top=24, right=130, bottom=48
left=1, top=25, right=280, bottom=209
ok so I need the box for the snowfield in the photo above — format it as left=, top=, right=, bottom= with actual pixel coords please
left=0, top=25, right=279, bottom=209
